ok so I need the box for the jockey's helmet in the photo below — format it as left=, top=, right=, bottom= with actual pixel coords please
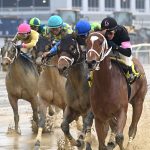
left=91, top=22, right=101, bottom=31
left=18, top=23, right=31, bottom=33
left=75, top=20, right=91, bottom=35
left=29, top=17, right=41, bottom=27
left=48, top=15, right=63, bottom=28
left=101, top=17, right=118, bottom=31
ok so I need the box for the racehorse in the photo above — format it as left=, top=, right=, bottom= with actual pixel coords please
left=34, top=54, right=84, bottom=149
left=57, top=34, right=94, bottom=149
left=85, top=32, right=147, bottom=150
left=1, top=40, right=39, bottom=134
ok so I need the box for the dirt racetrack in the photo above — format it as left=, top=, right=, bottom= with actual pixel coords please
left=0, top=66, right=150, bottom=150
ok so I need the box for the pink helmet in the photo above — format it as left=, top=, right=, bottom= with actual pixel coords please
left=18, top=23, right=31, bottom=33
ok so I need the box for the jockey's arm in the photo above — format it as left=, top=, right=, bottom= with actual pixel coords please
left=49, top=41, right=60, bottom=54
left=107, top=40, right=132, bottom=57
left=24, top=31, right=39, bottom=49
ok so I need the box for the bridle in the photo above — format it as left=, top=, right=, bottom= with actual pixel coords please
left=58, top=39, right=81, bottom=68
left=3, top=42, right=19, bottom=64
left=86, top=32, right=112, bottom=70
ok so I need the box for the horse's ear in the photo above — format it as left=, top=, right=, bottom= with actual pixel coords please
left=72, top=32, right=77, bottom=39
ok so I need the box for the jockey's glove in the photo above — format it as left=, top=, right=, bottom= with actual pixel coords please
left=49, top=41, right=60, bottom=55
left=16, top=43, right=26, bottom=49
left=107, top=40, right=118, bottom=50
left=16, top=45, right=23, bottom=49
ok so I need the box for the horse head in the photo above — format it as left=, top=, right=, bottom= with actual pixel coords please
left=86, top=32, right=111, bottom=70
left=1, top=40, right=18, bottom=71
left=32, top=35, right=51, bottom=66
left=57, top=34, right=81, bottom=75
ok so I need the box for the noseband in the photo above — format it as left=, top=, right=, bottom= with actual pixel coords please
left=58, top=40, right=81, bottom=67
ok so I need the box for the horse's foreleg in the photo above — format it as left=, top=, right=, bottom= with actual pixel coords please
left=107, top=118, right=117, bottom=149
left=95, top=119, right=108, bottom=150
left=48, top=105, right=55, bottom=116
left=34, top=98, right=47, bottom=149
left=127, top=100, right=143, bottom=147
left=31, top=96, right=39, bottom=125
left=116, top=109, right=127, bottom=150
left=8, top=94, right=20, bottom=134
left=61, top=106, right=81, bottom=147
left=82, top=111, right=94, bottom=150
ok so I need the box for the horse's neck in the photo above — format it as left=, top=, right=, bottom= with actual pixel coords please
left=9, top=55, right=38, bottom=77
left=95, top=57, right=113, bottom=84
left=68, top=63, right=88, bottom=88
left=45, top=56, right=59, bottom=77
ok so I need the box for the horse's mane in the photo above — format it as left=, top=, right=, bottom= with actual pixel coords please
left=15, top=53, right=39, bottom=76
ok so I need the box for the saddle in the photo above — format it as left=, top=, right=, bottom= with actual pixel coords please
left=110, top=57, right=140, bottom=84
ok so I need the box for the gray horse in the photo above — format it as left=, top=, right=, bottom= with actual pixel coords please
left=1, top=41, right=39, bottom=134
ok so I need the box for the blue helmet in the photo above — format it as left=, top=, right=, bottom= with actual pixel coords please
left=75, top=20, right=91, bottom=35
left=48, top=15, right=63, bottom=28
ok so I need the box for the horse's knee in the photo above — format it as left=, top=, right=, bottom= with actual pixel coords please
left=115, top=133, right=124, bottom=144
left=84, top=112, right=94, bottom=127
left=61, top=121, right=69, bottom=134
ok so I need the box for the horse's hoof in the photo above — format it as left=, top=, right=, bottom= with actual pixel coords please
left=107, top=141, right=116, bottom=150
left=7, top=126, right=21, bottom=135
left=77, top=139, right=85, bottom=149
left=34, top=140, right=40, bottom=150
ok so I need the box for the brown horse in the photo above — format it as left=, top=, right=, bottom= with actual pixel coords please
left=1, top=40, right=39, bottom=134
left=34, top=54, right=86, bottom=149
left=57, top=34, right=94, bottom=150
left=86, top=32, right=147, bottom=150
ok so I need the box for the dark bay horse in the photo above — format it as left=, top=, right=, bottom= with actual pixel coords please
left=57, top=34, right=94, bottom=149
left=1, top=41, right=39, bottom=134
left=86, top=32, right=147, bottom=150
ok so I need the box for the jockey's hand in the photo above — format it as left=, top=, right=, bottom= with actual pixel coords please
left=42, top=51, right=50, bottom=58
left=107, top=40, right=118, bottom=51
left=16, top=44, right=23, bottom=49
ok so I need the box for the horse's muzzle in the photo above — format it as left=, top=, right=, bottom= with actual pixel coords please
left=85, top=60, right=97, bottom=70
left=58, top=66, right=68, bottom=77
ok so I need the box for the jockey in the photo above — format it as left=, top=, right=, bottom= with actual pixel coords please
left=75, top=20, right=91, bottom=46
left=90, top=22, right=101, bottom=31
left=42, top=15, right=73, bottom=57
left=12, top=23, right=39, bottom=55
left=100, top=17, right=139, bottom=81
left=29, top=17, right=47, bottom=37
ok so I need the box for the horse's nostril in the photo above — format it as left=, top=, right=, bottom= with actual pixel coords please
left=63, top=66, right=67, bottom=71
left=5, top=62, right=9, bottom=66
left=92, top=60, right=96, bottom=65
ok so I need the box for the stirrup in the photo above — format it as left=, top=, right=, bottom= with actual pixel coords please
left=131, top=64, right=139, bottom=77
